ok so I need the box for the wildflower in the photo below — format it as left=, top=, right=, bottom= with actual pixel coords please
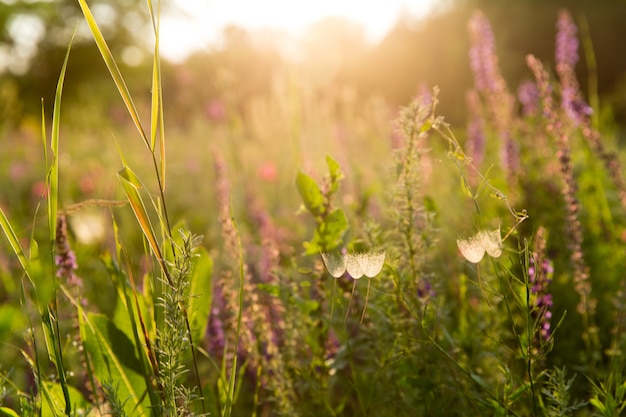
left=529, top=228, right=554, bottom=341
left=468, top=11, right=503, bottom=94
left=206, top=99, right=226, bottom=122
left=517, top=81, right=540, bottom=116
left=530, top=257, right=555, bottom=339
left=555, top=10, right=579, bottom=72
left=457, top=228, right=503, bottom=263
left=555, top=10, right=593, bottom=126
left=55, top=214, right=79, bottom=285
left=465, top=90, right=486, bottom=168
left=417, top=278, right=436, bottom=302
left=467, top=11, right=518, bottom=182
left=258, top=161, right=278, bottom=182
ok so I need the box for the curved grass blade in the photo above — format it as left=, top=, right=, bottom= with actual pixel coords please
left=0, top=208, right=32, bottom=283
left=45, top=30, right=76, bottom=416
left=76, top=0, right=149, bottom=148
left=117, top=166, right=171, bottom=285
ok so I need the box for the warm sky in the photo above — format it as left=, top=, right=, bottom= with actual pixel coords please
left=160, top=0, right=440, bottom=62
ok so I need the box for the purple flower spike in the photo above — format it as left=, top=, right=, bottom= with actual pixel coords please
left=555, top=10, right=579, bottom=72
left=517, top=81, right=539, bottom=117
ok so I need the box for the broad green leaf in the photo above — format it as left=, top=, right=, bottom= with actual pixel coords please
left=189, top=248, right=213, bottom=342
left=41, top=383, right=89, bottom=417
left=80, top=312, right=148, bottom=416
left=296, top=171, right=325, bottom=218
left=325, top=155, right=342, bottom=178
left=102, top=249, right=161, bottom=411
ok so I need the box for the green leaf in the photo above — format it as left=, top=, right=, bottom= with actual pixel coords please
left=325, top=155, right=344, bottom=193
left=302, top=240, right=322, bottom=255
left=320, top=208, right=348, bottom=249
left=189, top=247, right=213, bottom=342
left=296, top=171, right=325, bottom=218
left=80, top=312, right=148, bottom=415
left=589, top=398, right=605, bottom=413
left=0, top=407, right=20, bottom=417
left=41, top=383, right=89, bottom=417
left=460, top=175, right=474, bottom=199
left=303, top=208, right=348, bottom=255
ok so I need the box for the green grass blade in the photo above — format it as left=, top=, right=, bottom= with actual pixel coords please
left=0, top=208, right=32, bottom=282
left=47, top=33, right=76, bottom=416
left=117, top=166, right=171, bottom=284
left=148, top=0, right=160, bottom=153
left=148, top=1, right=167, bottom=189
left=47, top=29, right=74, bottom=245
left=117, top=167, right=161, bottom=259
left=40, top=99, right=48, bottom=169
left=76, top=0, right=149, bottom=148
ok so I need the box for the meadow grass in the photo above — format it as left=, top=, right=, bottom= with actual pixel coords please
left=0, top=3, right=625, bottom=417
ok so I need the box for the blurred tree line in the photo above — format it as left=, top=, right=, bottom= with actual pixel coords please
left=1, top=0, right=626, bottom=129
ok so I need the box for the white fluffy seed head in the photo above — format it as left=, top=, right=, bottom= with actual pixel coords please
left=321, top=252, right=346, bottom=278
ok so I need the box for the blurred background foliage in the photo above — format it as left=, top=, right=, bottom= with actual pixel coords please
left=0, top=0, right=625, bottom=127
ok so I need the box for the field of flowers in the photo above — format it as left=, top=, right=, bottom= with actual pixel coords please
left=0, top=2, right=625, bottom=416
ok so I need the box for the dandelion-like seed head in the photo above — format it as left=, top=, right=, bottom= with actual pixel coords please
left=479, top=228, right=503, bottom=258
left=359, top=252, right=385, bottom=278
left=321, top=250, right=385, bottom=279
left=344, top=253, right=365, bottom=279
left=457, top=235, right=486, bottom=263
left=321, top=252, right=346, bottom=278
left=457, top=228, right=503, bottom=263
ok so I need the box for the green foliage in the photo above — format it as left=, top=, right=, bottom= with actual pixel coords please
left=297, top=155, right=349, bottom=255
left=542, top=367, right=587, bottom=416
left=80, top=312, right=150, bottom=415
left=2, top=3, right=626, bottom=417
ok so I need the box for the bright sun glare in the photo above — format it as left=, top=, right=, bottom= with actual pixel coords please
left=161, top=0, right=440, bottom=62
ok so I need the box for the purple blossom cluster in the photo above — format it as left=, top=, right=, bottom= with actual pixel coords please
left=468, top=11, right=503, bottom=94
left=517, top=81, right=540, bottom=117
left=529, top=257, right=554, bottom=340
left=55, top=214, right=81, bottom=288
left=467, top=11, right=518, bottom=183
left=465, top=90, right=485, bottom=171
left=555, top=10, right=593, bottom=126
left=555, top=10, right=579, bottom=72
